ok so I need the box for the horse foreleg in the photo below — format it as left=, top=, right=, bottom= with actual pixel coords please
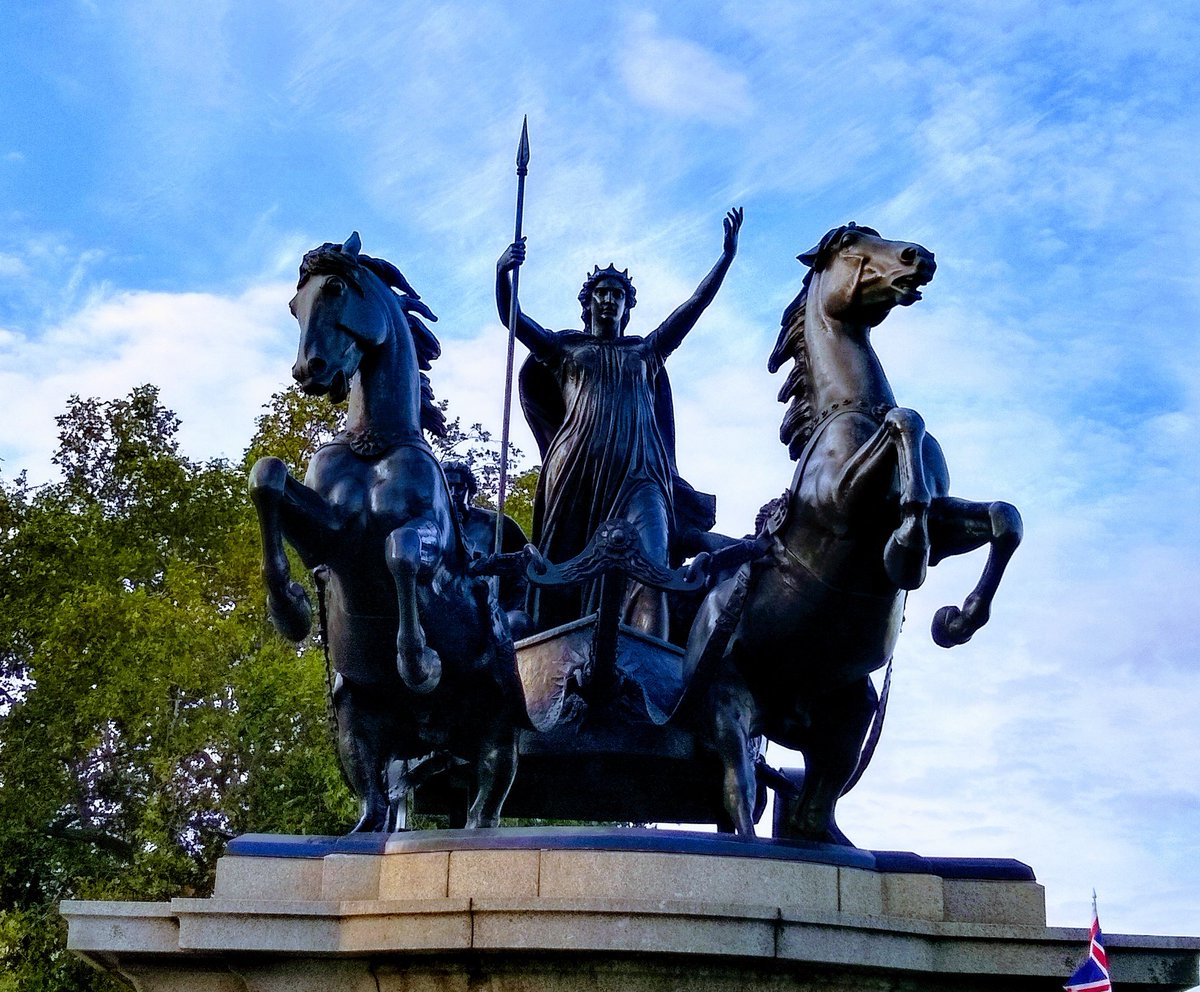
left=465, top=720, right=519, bottom=828
left=829, top=408, right=931, bottom=589
left=928, top=497, right=1023, bottom=647
left=248, top=456, right=313, bottom=641
left=707, top=668, right=760, bottom=837
left=385, top=523, right=442, bottom=694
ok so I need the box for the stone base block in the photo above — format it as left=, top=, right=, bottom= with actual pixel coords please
left=61, top=828, right=1200, bottom=992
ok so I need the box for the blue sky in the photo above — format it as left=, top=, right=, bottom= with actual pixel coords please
left=3, top=2, right=1199, bottom=937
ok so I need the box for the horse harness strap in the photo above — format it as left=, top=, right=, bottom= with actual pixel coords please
left=695, top=560, right=756, bottom=673
left=332, top=428, right=430, bottom=458
left=813, top=398, right=894, bottom=431
left=796, top=400, right=894, bottom=469
left=775, top=539, right=896, bottom=601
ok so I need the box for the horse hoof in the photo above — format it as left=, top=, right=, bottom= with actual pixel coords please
left=268, top=582, right=312, bottom=641
left=349, top=810, right=387, bottom=833
left=931, top=605, right=972, bottom=648
left=822, top=820, right=854, bottom=847
left=398, top=644, right=442, bottom=695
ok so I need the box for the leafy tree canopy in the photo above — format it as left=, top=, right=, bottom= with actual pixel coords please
left=0, top=382, right=539, bottom=990
left=0, top=386, right=346, bottom=989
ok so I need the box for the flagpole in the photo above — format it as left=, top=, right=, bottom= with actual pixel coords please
left=496, top=116, right=530, bottom=555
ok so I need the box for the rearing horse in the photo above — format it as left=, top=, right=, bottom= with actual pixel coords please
left=249, top=233, right=521, bottom=830
left=687, top=224, right=1022, bottom=842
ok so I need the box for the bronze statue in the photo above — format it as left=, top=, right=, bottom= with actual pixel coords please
left=441, top=458, right=532, bottom=637
left=686, top=224, right=1023, bottom=843
left=496, top=208, right=743, bottom=639
left=249, top=234, right=523, bottom=831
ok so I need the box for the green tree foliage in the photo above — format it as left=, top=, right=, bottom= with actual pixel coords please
left=497, top=466, right=538, bottom=540
left=0, top=382, right=541, bottom=989
left=243, top=381, right=344, bottom=477
left=0, top=385, right=354, bottom=991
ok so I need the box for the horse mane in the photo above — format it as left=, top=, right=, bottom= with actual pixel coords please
left=358, top=255, right=446, bottom=437
left=768, top=284, right=814, bottom=460
left=298, top=241, right=447, bottom=437
left=768, top=223, right=882, bottom=460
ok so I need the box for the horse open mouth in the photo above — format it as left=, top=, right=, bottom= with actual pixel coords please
left=893, top=273, right=930, bottom=303
left=297, top=367, right=350, bottom=402
left=329, top=369, right=349, bottom=403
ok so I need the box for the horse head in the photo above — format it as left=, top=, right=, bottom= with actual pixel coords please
left=799, top=223, right=936, bottom=328
left=770, top=224, right=937, bottom=459
left=289, top=232, right=440, bottom=406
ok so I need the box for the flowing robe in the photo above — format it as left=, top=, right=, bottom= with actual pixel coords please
left=520, top=331, right=715, bottom=631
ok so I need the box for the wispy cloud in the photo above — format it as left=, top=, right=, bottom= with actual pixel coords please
left=618, top=13, right=753, bottom=120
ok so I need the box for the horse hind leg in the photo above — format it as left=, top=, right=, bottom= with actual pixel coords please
left=788, top=677, right=877, bottom=846
left=332, top=678, right=392, bottom=832
left=385, top=524, right=442, bottom=694
left=465, top=718, right=519, bottom=828
left=928, top=497, right=1023, bottom=647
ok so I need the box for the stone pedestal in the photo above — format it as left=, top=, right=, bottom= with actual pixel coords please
left=62, top=828, right=1199, bottom=991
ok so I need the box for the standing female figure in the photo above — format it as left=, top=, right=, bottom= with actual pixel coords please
left=496, top=208, right=742, bottom=637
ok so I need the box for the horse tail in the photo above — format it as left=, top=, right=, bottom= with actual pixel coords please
left=840, top=659, right=892, bottom=796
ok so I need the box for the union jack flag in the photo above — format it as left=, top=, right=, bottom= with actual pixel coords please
left=1064, top=900, right=1111, bottom=992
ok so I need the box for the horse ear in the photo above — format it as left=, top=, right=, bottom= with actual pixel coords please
left=343, top=232, right=362, bottom=257
left=796, top=225, right=864, bottom=271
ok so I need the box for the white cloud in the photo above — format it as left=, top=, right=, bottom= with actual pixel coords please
left=0, top=283, right=296, bottom=482
left=618, top=13, right=752, bottom=121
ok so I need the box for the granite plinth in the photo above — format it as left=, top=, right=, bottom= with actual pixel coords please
left=62, top=828, right=1200, bottom=992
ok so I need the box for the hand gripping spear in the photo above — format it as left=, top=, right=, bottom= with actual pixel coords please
left=495, top=116, right=529, bottom=554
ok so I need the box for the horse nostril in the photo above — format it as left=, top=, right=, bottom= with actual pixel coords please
left=292, top=356, right=326, bottom=382
left=901, top=246, right=917, bottom=263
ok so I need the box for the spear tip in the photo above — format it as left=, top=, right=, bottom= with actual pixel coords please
left=516, top=116, right=530, bottom=171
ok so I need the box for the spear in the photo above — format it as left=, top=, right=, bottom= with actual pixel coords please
left=495, top=116, right=529, bottom=554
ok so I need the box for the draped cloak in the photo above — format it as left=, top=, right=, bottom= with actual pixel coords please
left=519, top=331, right=716, bottom=631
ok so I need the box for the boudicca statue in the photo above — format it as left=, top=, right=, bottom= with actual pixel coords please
left=248, top=234, right=523, bottom=831
left=685, top=224, right=1023, bottom=843
left=496, top=208, right=743, bottom=639
left=248, top=216, right=1023, bottom=839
